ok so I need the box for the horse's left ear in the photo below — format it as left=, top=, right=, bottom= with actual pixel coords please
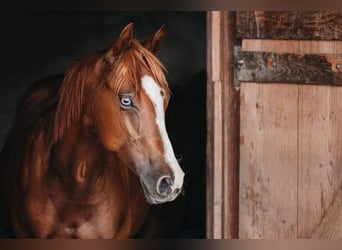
left=105, top=23, right=134, bottom=64
left=143, top=25, right=166, bottom=54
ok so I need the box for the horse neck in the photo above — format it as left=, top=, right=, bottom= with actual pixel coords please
left=52, top=123, right=119, bottom=189
left=51, top=119, right=145, bottom=206
left=50, top=120, right=150, bottom=237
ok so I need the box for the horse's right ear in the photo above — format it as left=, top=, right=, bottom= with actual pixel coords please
left=105, top=23, right=134, bottom=64
left=143, top=25, right=166, bottom=54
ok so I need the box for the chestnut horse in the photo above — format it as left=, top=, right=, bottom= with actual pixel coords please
left=0, top=23, right=184, bottom=238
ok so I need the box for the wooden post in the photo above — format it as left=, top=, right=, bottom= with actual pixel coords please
left=207, top=11, right=239, bottom=239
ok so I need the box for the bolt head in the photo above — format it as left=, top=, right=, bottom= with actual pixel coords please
left=237, top=59, right=244, bottom=67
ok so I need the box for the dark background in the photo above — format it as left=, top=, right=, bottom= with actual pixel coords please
left=0, top=12, right=206, bottom=238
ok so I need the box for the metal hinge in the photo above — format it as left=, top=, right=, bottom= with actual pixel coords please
left=234, top=45, right=342, bottom=88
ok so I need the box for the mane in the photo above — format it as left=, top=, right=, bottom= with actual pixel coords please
left=53, top=39, right=169, bottom=142
left=53, top=51, right=103, bottom=142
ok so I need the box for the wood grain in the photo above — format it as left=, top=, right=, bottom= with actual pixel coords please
left=236, top=11, right=342, bottom=40
left=239, top=40, right=299, bottom=239
left=311, top=188, right=342, bottom=238
left=297, top=40, right=342, bottom=238
left=206, top=11, right=222, bottom=239
left=236, top=51, right=342, bottom=85
left=221, top=11, right=240, bottom=239
left=206, top=11, right=240, bottom=239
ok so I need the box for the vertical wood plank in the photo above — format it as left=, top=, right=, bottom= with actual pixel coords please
left=222, top=12, right=240, bottom=239
left=206, top=11, right=223, bottom=239
left=239, top=40, right=299, bottom=238
left=207, top=11, right=240, bottom=239
left=297, top=41, right=342, bottom=238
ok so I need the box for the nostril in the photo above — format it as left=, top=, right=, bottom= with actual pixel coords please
left=157, top=176, right=173, bottom=197
left=174, top=188, right=181, bottom=194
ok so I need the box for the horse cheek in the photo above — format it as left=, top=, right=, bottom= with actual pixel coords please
left=93, top=93, right=127, bottom=152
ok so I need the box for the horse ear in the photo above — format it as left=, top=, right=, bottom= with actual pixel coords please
left=105, top=23, right=134, bottom=64
left=143, top=25, right=166, bottom=54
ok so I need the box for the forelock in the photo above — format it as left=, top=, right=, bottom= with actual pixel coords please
left=107, top=39, right=170, bottom=98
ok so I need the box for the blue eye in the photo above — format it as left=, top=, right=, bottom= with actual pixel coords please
left=120, top=96, right=133, bottom=108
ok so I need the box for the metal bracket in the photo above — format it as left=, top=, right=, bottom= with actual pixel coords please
left=233, top=45, right=342, bottom=87
left=233, top=46, right=242, bottom=88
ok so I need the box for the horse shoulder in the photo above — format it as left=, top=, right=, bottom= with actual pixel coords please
left=0, top=77, right=61, bottom=238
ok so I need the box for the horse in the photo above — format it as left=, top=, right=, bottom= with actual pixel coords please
left=0, top=23, right=184, bottom=238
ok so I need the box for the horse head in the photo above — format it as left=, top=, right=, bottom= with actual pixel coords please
left=54, top=23, right=184, bottom=205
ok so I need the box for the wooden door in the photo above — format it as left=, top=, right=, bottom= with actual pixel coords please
left=239, top=39, right=342, bottom=239
left=207, top=11, right=342, bottom=239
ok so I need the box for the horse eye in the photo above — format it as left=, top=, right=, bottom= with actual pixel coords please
left=120, top=96, right=133, bottom=108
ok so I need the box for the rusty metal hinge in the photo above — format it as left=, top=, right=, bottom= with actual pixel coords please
left=234, top=45, right=342, bottom=88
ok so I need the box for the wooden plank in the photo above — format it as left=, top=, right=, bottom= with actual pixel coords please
left=311, top=188, right=342, bottom=238
left=297, top=41, right=342, bottom=238
left=239, top=40, right=299, bottom=239
left=206, top=11, right=222, bottom=239
left=206, top=11, right=240, bottom=239
left=236, top=11, right=342, bottom=40
left=236, top=51, right=342, bottom=85
left=221, top=11, right=240, bottom=239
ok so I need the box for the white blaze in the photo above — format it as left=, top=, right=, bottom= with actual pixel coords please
left=141, top=75, right=184, bottom=192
